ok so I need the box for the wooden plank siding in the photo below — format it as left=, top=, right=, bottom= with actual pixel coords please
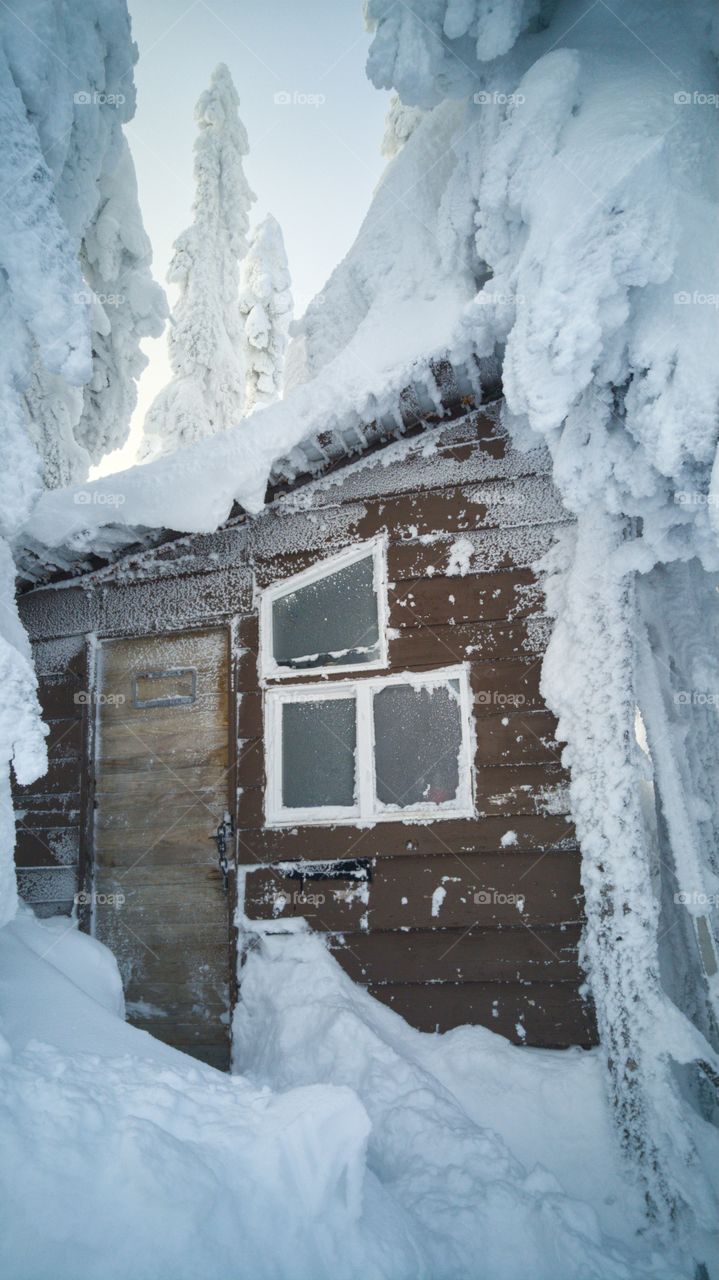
left=14, top=410, right=595, bottom=1053
left=13, top=636, right=91, bottom=919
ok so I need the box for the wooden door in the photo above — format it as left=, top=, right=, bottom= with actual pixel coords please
left=93, top=628, right=232, bottom=1069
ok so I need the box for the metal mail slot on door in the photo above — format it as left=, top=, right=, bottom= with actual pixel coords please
left=284, top=858, right=373, bottom=885
left=133, top=667, right=198, bottom=709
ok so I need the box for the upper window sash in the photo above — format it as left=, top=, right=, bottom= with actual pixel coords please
left=259, top=538, right=389, bottom=680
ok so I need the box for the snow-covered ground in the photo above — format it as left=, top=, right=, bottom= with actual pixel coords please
left=0, top=908, right=707, bottom=1280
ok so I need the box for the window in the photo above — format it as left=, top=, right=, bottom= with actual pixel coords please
left=265, top=668, right=474, bottom=826
left=373, top=680, right=464, bottom=810
left=259, top=540, right=387, bottom=678
left=281, top=696, right=356, bottom=810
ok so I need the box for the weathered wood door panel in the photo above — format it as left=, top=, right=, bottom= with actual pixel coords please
left=93, top=629, right=232, bottom=1069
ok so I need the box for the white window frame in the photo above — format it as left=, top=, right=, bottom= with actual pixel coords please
left=258, top=538, right=389, bottom=681
left=265, top=665, right=475, bottom=828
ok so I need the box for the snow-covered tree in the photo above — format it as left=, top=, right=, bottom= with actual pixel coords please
left=23, top=132, right=166, bottom=489
left=14, top=11, right=166, bottom=490
left=76, top=136, right=167, bottom=469
left=141, top=64, right=255, bottom=459
left=0, top=0, right=162, bottom=923
left=294, top=0, right=719, bottom=1236
left=239, top=214, right=293, bottom=412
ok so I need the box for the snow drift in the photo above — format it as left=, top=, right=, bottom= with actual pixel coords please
left=0, top=910, right=706, bottom=1280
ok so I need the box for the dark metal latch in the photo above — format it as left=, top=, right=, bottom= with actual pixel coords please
left=211, top=811, right=235, bottom=890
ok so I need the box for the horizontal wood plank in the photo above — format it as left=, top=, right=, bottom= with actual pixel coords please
left=388, top=570, right=543, bottom=626
left=243, top=850, right=583, bottom=931
left=15, top=760, right=81, bottom=797
left=252, top=523, right=567, bottom=589
left=16, top=866, right=78, bottom=904
left=329, top=924, right=584, bottom=984
left=237, top=812, right=575, bottom=862
left=368, top=981, right=596, bottom=1046
left=475, top=765, right=570, bottom=816
left=14, top=826, right=80, bottom=867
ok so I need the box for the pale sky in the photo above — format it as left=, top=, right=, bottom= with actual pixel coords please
left=95, top=0, right=390, bottom=476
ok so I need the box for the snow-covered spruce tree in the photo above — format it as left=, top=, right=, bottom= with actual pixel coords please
left=76, top=135, right=167, bottom=469
left=17, top=15, right=165, bottom=488
left=141, top=64, right=255, bottom=459
left=239, top=214, right=293, bottom=412
left=24, top=133, right=166, bottom=488
left=0, top=0, right=162, bottom=922
left=292, top=0, right=719, bottom=1238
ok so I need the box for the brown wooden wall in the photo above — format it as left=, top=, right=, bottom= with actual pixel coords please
left=14, top=410, right=596, bottom=1050
left=236, top=415, right=593, bottom=1047
left=13, top=635, right=92, bottom=919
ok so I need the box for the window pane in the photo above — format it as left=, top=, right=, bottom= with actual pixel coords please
left=373, top=681, right=463, bottom=809
left=282, top=698, right=357, bottom=809
left=272, top=554, right=379, bottom=670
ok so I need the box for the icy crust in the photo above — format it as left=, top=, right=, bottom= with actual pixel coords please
left=1, top=0, right=165, bottom=491
left=540, top=513, right=719, bottom=1230
left=30, top=634, right=85, bottom=675
left=0, top=545, right=47, bottom=928
left=240, top=213, right=293, bottom=411
left=293, top=96, right=478, bottom=385
left=15, top=866, right=76, bottom=905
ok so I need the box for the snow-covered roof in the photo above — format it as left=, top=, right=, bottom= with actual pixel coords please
left=15, top=351, right=495, bottom=587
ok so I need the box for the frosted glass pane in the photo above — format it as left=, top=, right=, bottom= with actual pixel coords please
left=282, top=698, right=356, bottom=808
left=373, top=681, right=462, bottom=808
left=273, top=554, right=379, bottom=669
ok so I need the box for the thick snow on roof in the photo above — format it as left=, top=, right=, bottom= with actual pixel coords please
left=19, top=328, right=479, bottom=568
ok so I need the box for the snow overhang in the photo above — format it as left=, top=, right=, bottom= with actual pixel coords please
left=15, top=352, right=499, bottom=590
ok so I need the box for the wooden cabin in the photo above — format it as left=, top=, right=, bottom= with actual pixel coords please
left=12, top=396, right=596, bottom=1069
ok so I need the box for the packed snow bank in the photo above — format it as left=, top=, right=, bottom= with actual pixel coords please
left=0, top=911, right=421, bottom=1280
left=234, top=931, right=702, bottom=1279
left=0, top=910, right=704, bottom=1280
